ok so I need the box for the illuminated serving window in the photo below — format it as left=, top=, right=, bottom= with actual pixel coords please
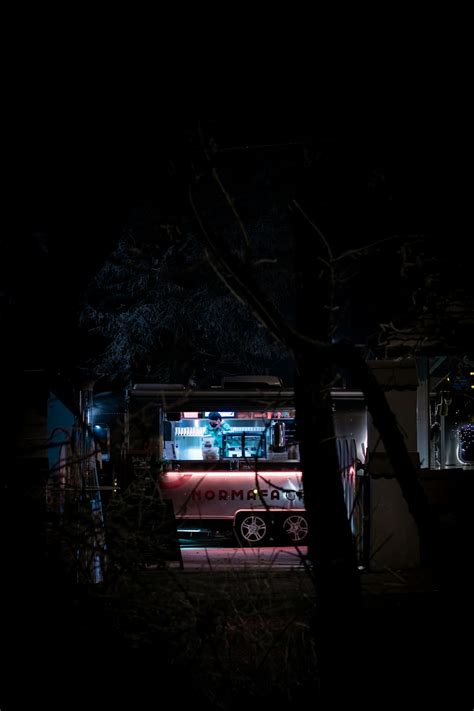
left=163, top=410, right=299, bottom=462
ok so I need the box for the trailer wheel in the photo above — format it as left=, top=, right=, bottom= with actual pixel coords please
left=234, top=513, right=270, bottom=546
left=282, top=514, right=309, bottom=543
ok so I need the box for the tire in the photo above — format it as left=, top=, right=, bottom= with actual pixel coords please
left=234, top=513, right=271, bottom=546
left=281, top=514, right=309, bottom=543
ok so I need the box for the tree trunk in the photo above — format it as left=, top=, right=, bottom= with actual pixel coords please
left=293, top=207, right=361, bottom=700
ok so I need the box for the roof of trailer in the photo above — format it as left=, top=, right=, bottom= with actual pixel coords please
left=128, top=383, right=365, bottom=410
left=128, top=385, right=296, bottom=410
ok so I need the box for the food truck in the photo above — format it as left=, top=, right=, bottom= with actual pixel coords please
left=126, top=376, right=367, bottom=547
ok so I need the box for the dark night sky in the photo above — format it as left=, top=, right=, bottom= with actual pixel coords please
left=370, top=131, right=474, bottom=238
left=15, top=120, right=474, bottom=375
left=20, top=120, right=179, bottom=370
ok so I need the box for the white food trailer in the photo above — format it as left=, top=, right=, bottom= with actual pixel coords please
left=125, top=376, right=367, bottom=548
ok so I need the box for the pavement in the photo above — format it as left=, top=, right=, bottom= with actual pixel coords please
left=175, top=544, right=310, bottom=570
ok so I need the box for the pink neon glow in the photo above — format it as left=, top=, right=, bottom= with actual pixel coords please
left=168, top=470, right=303, bottom=476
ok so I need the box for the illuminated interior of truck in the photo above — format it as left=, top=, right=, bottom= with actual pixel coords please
left=163, top=410, right=299, bottom=464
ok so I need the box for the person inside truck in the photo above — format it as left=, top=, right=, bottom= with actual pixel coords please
left=202, top=411, right=232, bottom=455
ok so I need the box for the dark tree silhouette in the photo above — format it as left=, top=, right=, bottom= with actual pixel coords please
left=77, top=126, right=465, bottom=701
left=13, top=122, right=473, bottom=706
